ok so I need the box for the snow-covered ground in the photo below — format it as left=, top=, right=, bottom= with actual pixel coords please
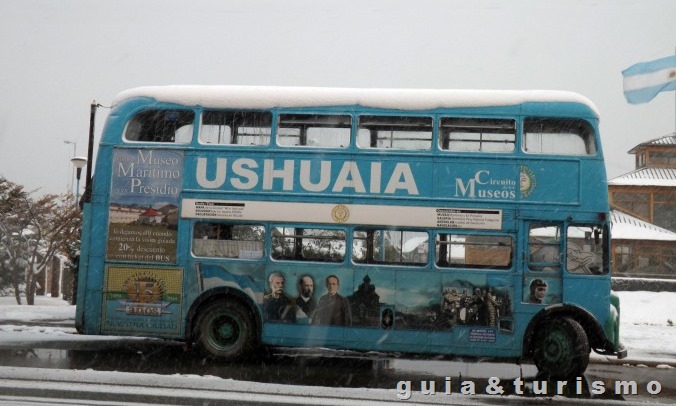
left=606, top=291, right=675, bottom=364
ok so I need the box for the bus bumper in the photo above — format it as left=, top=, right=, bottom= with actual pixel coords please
left=617, top=344, right=628, bottom=359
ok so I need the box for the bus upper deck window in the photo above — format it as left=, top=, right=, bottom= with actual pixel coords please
left=124, top=109, right=194, bottom=143
left=439, top=117, right=515, bottom=153
left=523, top=118, right=596, bottom=156
left=357, top=116, right=432, bottom=150
left=200, top=111, right=271, bottom=146
left=277, top=114, right=351, bottom=148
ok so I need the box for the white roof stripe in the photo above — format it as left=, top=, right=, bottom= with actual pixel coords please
left=112, top=85, right=599, bottom=116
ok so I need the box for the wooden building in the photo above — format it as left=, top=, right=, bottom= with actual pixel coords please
left=608, top=133, right=676, bottom=278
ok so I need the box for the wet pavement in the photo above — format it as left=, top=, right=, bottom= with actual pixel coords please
left=1, top=343, right=675, bottom=403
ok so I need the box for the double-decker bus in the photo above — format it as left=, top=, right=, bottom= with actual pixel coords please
left=75, top=86, right=626, bottom=379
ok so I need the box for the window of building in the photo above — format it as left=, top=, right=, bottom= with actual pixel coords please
left=654, top=191, right=676, bottom=232
left=614, top=245, right=632, bottom=274
left=649, top=151, right=676, bottom=166
left=200, top=111, right=271, bottom=146
left=357, top=116, right=432, bottom=150
left=125, top=110, right=194, bottom=143
left=637, top=152, right=646, bottom=168
left=439, top=118, right=515, bottom=153
left=612, top=192, right=650, bottom=220
left=636, top=246, right=665, bottom=277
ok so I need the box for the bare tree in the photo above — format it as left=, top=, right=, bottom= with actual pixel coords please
left=0, top=178, right=31, bottom=304
left=0, top=177, right=82, bottom=305
left=24, top=193, right=81, bottom=305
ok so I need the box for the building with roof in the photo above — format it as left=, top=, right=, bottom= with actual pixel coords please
left=610, top=210, right=676, bottom=278
left=608, top=133, right=676, bottom=278
left=139, top=208, right=163, bottom=224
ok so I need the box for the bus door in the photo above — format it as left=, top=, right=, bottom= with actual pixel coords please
left=561, top=223, right=611, bottom=316
left=523, top=223, right=563, bottom=306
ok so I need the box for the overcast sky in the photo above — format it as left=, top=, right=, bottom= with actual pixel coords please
left=1, top=0, right=675, bottom=196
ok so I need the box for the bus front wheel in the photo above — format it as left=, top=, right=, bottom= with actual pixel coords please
left=194, top=300, right=257, bottom=360
left=532, top=317, right=590, bottom=379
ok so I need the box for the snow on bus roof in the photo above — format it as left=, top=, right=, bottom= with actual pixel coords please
left=112, top=85, right=599, bottom=116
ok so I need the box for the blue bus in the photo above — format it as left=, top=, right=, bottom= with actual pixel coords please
left=76, top=86, right=626, bottom=379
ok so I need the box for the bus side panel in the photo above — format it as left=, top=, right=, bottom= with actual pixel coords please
left=82, top=199, right=112, bottom=334
left=562, top=275, right=612, bottom=328
left=260, top=262, right=349, bottom=347
left=81, top=146, right=115, bottom=335
left=427, top=270, right=519, bottom=357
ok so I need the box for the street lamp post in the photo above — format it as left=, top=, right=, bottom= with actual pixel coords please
left=64, top=140, right=77, bottom=194
left=71, top=157, right=87, bottom=205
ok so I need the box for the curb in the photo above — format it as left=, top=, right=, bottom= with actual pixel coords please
left=590, top=354, right=676, bottom=368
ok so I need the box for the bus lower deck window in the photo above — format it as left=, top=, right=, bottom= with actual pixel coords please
left=192, top=222, right=265, bottom=259
left=353, top=229, right=428, bottom=265
left=272, top=227, right=346, bottom=262
left=436, top=234, right=513, bottom=269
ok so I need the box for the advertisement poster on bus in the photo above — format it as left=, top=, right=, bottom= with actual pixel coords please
left=102, top=265, right=183, bottom=336
left=107, top=149, right=183, bottom=263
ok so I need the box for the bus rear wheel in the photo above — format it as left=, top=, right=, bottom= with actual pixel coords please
left=194, top=300, right=257, bottom=360
left=532, top=317, right=590, bottom=379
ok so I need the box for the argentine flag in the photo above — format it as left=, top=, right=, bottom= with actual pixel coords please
left=622, top=55, right=676, bottom=104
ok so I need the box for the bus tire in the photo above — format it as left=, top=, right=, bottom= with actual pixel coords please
left=194, top=300, right=257, bottom=360
left=532, top=317, right=589, bottom=379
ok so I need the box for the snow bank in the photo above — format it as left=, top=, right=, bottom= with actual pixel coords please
left=618, top=291, right=675, bottom=326
left=0, top=296, right=72, bottom=323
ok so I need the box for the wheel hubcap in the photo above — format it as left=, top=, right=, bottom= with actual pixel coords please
left=210, top=315, right=240, bottom=349
left=543, top=330, right=569, bottom=362
left=218, top=323, right=235, bottom=339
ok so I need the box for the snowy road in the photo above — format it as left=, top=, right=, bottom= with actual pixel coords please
left=0, top=366, right=410, bottom=406
left=1, top=339, right=674, bottom=405
left=0, top=364, right=671, bottom=406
